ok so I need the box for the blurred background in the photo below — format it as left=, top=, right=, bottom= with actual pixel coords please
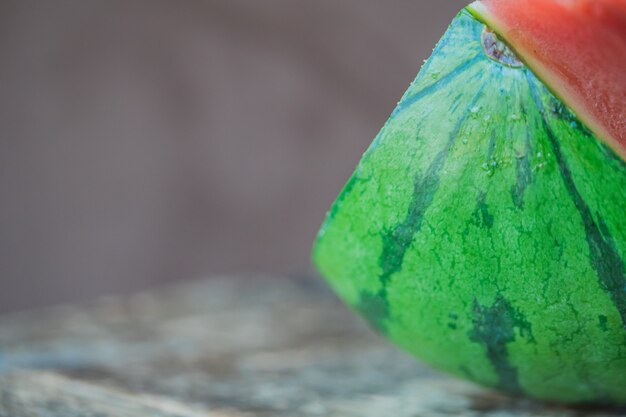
left=0, top=0, right=460, bottom=313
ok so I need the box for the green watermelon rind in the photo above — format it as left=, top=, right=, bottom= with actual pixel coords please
left=313, top=8, right=626, bottom=405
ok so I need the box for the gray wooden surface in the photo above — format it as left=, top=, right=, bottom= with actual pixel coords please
left=0, top=275, right=623, bottom=416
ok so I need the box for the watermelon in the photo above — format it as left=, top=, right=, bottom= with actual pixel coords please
left=313, top=0, right=626, bottom=405
left=468, top=0, right=626, bottom=160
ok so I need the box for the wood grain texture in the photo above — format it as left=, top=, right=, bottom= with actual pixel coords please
left=0, top=275, right=623, bottom=416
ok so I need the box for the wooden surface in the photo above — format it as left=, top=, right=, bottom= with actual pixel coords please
left=0, top=276, right=624, bottom=416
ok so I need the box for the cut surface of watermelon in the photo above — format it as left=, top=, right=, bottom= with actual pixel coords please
left=468, top=0, right=626, bottom=159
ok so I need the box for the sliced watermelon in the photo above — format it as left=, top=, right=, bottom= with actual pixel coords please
left=313, top=4, right=626, bottom=405
left=468, top=0, right=626, bottom=160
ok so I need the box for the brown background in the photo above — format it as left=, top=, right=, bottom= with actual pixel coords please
left=0, top=0, right=461, bottom=312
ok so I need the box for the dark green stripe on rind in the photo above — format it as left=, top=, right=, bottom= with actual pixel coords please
left=527, top=74, right=626, bottom=329
left=471, top=192, right=494, bottom=229
left=326, top=173, right=360, bottom=222
left=469, top=296, right=534, bottom=393
left=360, top=83, right=488, bottom=332
left=380, top=82, right=486, bottom=286
left=511, top=103, right=533, bottom=209
left=355, top=291, right=389, bottom=332
left=392, top=54, right=483, bottom=118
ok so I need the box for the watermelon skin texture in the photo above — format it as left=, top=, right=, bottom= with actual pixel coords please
left=313, top=9, right=626, bottom=404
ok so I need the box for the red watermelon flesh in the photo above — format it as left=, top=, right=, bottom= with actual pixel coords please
left=468, top=0, right=626, bottom=160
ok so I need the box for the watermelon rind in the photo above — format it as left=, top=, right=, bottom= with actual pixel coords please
left=313, top=8, right=626, bottom=404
